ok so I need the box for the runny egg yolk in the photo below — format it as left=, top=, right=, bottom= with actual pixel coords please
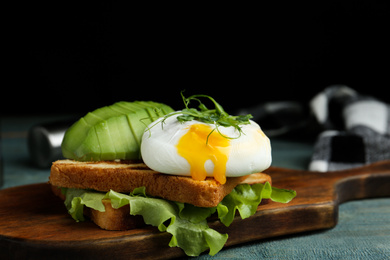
left=176, top=123, right=230, bottom=184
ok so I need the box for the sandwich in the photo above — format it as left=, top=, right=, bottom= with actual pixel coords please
left=49, top=93, right=296, bottom=257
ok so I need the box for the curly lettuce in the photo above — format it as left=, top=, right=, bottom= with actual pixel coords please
left=217, top=182, right=296, bottom=227
left=61, top=183, right=296, bottom=256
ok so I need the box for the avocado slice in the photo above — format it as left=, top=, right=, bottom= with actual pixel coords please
left=61, top=101, right=174, bottom=161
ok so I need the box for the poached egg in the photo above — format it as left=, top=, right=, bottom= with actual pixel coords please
left=140, top=113, right=272, bottom=184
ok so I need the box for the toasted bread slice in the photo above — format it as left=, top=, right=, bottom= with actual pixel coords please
left=50, top=160, right=271, bottom=208
left=51, top=168, right=271, bottom=230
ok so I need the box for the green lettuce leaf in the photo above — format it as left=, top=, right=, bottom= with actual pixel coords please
left=62, top=188, right=106, bottom=221
left=217, top=182, right=296, bottom=227
left=104, top=189, right=227, bottom=256
left=266, top=185, right=297, bottom=203
left=61, top=182, right=296, bottom=256
left=175, top=202, right=217, bottom=223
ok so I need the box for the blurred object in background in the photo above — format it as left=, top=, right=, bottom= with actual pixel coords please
left=308, top=85, right=390, bottom=171
left=237, top=101, right=315, bottom=138
left=28, top=120, right=74, bottom=168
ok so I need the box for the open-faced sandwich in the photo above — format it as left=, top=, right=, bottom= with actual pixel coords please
left=49, top=93, right=296, bottom=257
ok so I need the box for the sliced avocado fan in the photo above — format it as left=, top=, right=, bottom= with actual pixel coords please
left=61, top=101, right=174, bottom=161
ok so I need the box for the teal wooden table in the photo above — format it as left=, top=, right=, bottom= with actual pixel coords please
left=1, top=116, right=389, bottom=259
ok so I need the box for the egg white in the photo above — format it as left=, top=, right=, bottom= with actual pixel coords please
left=140, top=113, right=272, bottom=177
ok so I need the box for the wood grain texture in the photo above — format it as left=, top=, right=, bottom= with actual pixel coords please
left=1, top=161, right=390, bottom=259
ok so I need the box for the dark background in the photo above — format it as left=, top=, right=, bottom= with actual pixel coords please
left=4, top=1, right=389, bottom=116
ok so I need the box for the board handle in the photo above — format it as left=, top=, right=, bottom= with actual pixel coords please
left=266, top=160, right=390, bottom=204
left=332, top=160, right=390, bottom=203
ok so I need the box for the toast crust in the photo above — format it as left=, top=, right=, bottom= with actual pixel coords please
left=50, top=160, right=268, bottom=208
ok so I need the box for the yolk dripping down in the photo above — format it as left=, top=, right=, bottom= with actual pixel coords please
left=176, top=123, right=231, bottom=184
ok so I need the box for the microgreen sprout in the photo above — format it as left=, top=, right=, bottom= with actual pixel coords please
left=146, top=92, right=253, bottom=143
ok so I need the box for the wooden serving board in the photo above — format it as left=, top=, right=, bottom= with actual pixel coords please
left=1, top=161, right=390, bottom=259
